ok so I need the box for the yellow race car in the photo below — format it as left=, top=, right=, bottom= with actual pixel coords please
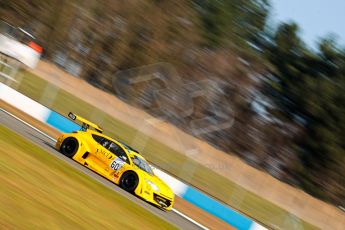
left=55, top=112, right=174, bottom=211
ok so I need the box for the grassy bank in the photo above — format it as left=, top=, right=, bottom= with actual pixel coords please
left=0, top=125, right=176, bottom=230
left=1, top=71, right=318, bottom=229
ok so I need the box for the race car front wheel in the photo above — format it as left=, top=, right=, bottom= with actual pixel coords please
left=120, top=171, right=139, bottom=193
left=60, top=137, right=79, bottom=158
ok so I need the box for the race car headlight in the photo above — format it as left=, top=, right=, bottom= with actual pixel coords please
left=145, top=179, right=160, bottom=192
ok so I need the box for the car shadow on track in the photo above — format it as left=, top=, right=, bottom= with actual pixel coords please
left=26, top=132, right=56, bottom=149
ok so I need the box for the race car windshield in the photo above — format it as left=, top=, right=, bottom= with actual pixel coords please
left=131, top=156, right=154, bottom=175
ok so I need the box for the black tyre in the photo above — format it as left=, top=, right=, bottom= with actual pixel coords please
left=120, top=171, right=139, bottom=193
left=60, top=137, right=79, bottom=158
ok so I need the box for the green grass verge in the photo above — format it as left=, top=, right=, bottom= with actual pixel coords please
left=0, top=125, right=176, bottom=230
left=2, top=70, right=318, bottom=229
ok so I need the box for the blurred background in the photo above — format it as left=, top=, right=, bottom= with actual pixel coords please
left=0, top=0, right=344, bottom=213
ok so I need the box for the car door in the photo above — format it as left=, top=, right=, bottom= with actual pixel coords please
left=106, top=141, right=131, bottom=179
left=91, top=135, right=130, bottom=179
left=97, top=138, right=113, bottom=161
left=91, top=134, right=112, bottom=161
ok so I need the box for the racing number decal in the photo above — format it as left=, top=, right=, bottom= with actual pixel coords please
left=110, top=158, right=125, bottom=171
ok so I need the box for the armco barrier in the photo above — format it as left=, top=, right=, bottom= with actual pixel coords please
left=0, top=82, right=266, bottom=230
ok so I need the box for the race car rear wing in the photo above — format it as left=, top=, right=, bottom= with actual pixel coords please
left=68, top=112, right=103, bottom=133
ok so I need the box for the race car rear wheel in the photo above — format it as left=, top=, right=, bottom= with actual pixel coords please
left=60, top=137, right=78, bottom=158
left=120, top=171, right=138, bottom=193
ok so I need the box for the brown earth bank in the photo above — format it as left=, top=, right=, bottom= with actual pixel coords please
left=0, top=100, right=235, bottom=230
left=23, top=60, right=345, bottom=230
left=0, top=100, right=60, bottom=139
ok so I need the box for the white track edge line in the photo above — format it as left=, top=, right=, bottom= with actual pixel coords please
left=172, top=208, right=208, bottom=230
left=0, top=108, right=209, bottom=230
left=1, top=108, right=56, bottom=142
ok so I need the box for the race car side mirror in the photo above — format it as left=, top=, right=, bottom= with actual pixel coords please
left=68, top=112, right=76, bottom=120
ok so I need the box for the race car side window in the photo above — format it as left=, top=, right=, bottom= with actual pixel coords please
left=92, top=134, right=103, bottom=144
left=92, top=135, right=129, bottom=163
left=101, top=139, right=111, bottom=148
left=92, top=134, right=111, bottom=148
left=108, top=142, right=130, bottom=164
